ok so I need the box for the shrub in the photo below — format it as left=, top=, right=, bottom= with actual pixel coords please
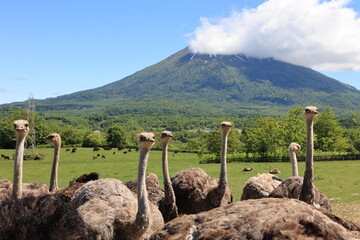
left=24, top=150, right=44, bottom=160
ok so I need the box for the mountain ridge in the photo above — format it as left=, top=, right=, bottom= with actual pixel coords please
left=3, top=47, right=360, bottom=116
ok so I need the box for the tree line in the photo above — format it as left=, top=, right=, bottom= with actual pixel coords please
left=1, top=107, right=360, bottom=159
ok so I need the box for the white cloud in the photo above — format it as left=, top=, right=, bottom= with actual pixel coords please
left=188, top=0, right=360, bottom=71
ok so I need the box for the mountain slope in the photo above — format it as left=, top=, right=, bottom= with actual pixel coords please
left=5, top=47, right=360, bottom=116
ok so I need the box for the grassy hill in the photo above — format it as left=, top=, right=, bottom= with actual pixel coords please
left=3, top=47, right=360, bottom=117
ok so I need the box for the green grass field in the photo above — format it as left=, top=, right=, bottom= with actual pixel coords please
left=1, top=147, right=359, bottom=222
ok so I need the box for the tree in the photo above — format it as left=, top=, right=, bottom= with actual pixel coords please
left=314, top=107, right=350, bottom=152
left=204, top=128, right=244, bottom=155
left=242, top=116, right=285, bottom=157
left=106, top=126, right=128, bottom=147
left=83, top=132, right=106, bottom=147
left=283, top=107, right=306, bottom=146
left=60, top=126, right=88, bottom=146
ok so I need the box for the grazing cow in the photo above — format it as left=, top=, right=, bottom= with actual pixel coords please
left=117, top=146, right=125, bottom=151
left=103, top=146, right=112, bottom=150
left=71, top=148, right=77, bottom=153
left=123, top=151, right=127, bottom=154
left=93, top=147, right=100, bottom=151
left=92, top=156, right=97, bottom=160
left=102, top=155, right=106, bottom=159
left=66, top=149, right=71, bottom=152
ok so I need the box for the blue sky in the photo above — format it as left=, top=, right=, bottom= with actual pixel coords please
left=0, top=0, right=359, bottom=105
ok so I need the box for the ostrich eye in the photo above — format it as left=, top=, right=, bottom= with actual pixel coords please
left=13, top=124, right=17, bottom=128
left=25, top=124, right=29, bottom=127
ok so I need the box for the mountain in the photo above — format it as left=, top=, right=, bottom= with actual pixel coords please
left=4, top=47, right=360, bottom=116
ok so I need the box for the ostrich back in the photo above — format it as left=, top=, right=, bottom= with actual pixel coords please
left=241, top=173, right=282, bottom=200
left=125, top=173, right=165, bottom=207
left=269, top=176, right=332, bottom=211
left=171, top=168, right=232, bottom=214
left=150, top=198, right=360, bottom=240
left=53, top=178, right=164, bottom=240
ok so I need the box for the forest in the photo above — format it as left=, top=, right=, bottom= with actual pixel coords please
left=1, top=105, right=360, bottom=162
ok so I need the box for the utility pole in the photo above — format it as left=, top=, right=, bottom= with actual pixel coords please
left=27, top=93, right=36, bottom=150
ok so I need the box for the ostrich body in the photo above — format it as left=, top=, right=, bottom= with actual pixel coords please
left=0, top=120, right=48, bottom=201
left=125, top=173, right=165, bottom=207
left=51, top=132, right=164, bottom=240
left=158, top=131, right=178, bottom=222
left=269, top=165, right=281, bottom=174
left=149, top=198, right=360, bottom=240
left=43, top=133, right=61, bottom=192
left=240, top=173, right=282, bottom=200
left=171, top=122, right=233, bottom=214
left=269, top=176, right=332, bottom=211
left=270, top=106, right=331, bottom=211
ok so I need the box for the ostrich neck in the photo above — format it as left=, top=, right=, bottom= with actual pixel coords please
left=217, top=132, right=228, bottom=199
left=12, top=135, right=26, bottom=200
left=290, top=149, right=299, bottom=177
left=299, top=118, right=316, bottom=205
left=132, top=147, right=150, bottom=239
left=162, top=142, right=176, bottom=207
left=49, top=143, right=61, bottom=192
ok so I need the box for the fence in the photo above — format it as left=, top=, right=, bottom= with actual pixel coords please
left=200, top=154, right=360, bottom=164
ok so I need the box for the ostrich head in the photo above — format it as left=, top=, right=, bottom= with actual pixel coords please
left=43, top=133, right=61, bottom=145
left=13, top=119, right=29, bottom=138
left=289, top=142, right=301, bottom=154
left=138, top=132, right=156, bottom=149
left=220, top=121, right=232, bottom=135
left=161, top=131, right=173, bottom=144
left=304, top=106, right=318, bottom=120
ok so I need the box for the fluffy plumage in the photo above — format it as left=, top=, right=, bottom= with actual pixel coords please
left=150, top=198, right=360, bottom=240
left=240, top=173, right=282, bottom=200
left=171, top=167, right=232, bottom=214
left=269, top=176, right=332, bottom=211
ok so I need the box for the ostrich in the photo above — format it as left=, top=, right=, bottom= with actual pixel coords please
left=240, top=173, right=282, bottom=200
left=269, top=165, right=281, bottom=174
left=158, top=131, right=178, bottom=222
left=43, top=133, right=61, bottom=192
left=289, top=142, right=301, bottom=176
left=269, top=106, right=332, bottom=211
left=171, top=122, right=233, bottom=214
left=240, top=143, right=298, bottom=201
left=12, top=119, right=30, bottom=200
left=149, top=198, right=360, bottom=239
left=242, top=161, right=253, bottom=171
left=49, top=132, right=164, bottom=239
left=0, top=120, right=48, bottom=201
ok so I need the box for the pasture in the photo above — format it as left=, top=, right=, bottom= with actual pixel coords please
left=0, top=147, right=359, bottom=222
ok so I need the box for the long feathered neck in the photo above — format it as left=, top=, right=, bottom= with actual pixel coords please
left=290, top=147, right=299, bottom=177
left=161, top=138, right=178, bottom=219
left=299, top=117, right=316, bottom=206
left=132, top=146, right=151, bottom=239
left=217, top=126, right=230, bottom=200
left=49, top=140, right=61, bottom=192
left=12, top=134, right=26, bottom=200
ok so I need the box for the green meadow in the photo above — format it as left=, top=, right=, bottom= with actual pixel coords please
left=0, top=147, right=359, bottom=222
